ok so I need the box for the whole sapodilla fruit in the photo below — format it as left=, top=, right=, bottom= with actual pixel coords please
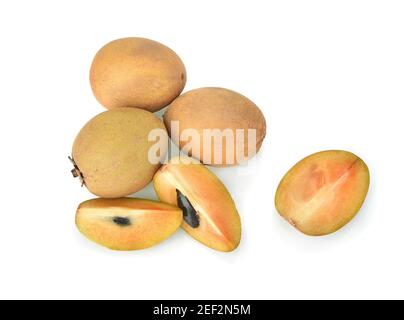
left=153, top=156, right=241, bottom=252
left=76, top=198, right=183, bottom=251
left=164, top=87, right=266, bottom=167
left=71, top=108, right=168, bottom=198
left=275, top=150, right=370, bottom=236
left=90, top=37, right=187, bottom=112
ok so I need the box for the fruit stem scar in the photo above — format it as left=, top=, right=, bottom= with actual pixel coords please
left=288, top=218, right=297, bottom=227
left=68, top=156, right=86, bottom=187
left=112, top=216, right=132, bottom=227
left=176, top=189, right=200, bottom=228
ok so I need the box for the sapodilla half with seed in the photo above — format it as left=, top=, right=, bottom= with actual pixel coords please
left=164, top=87, right=266, bottom=167
left=71, top=107, right=168, bottom=198
left=275, top=150, right=370, bottom=236
left=76, top=198, right=183, bottom=250
left=153, top=157, right=241, bottom=252
left=90, top=37, right=187, bottom=112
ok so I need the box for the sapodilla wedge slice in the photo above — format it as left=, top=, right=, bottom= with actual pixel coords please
left=153, top=157, right=241, bottom=252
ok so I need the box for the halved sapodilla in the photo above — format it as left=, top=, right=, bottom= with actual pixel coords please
left=153, top=157, right=241, bottom=252
left=275, top=150, right=370, bottom=236
left=76, top=198, right=182, bottom=251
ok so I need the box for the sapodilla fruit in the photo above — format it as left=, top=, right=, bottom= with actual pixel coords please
left=76, top=198, right=183, bottom=250
left=153, top=157, right=241, bottom=252
left=90, top=37, right=187, bottom=112
left=275, top=150, right=370, bottom=236
left=163, top=87, right=266, bottom=167
left=71, top=108, right=168, bottom=198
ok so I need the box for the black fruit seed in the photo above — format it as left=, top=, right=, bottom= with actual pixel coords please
left=176, top=189, right=200, bottom=228
left=68, top=156, right=85, bottom=186
left=112, top=216, right=131, bottom=227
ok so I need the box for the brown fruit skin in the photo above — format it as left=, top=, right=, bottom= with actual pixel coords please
left=163, top=87, right=266, bottom=167
left=153, top=157, right=241, bottom=252
left=90, top=37, right=187, bottom=112
left=72, top=108, right=168, bottom=198
left=76, top=198, right=183, bottom=251
left=275, top=150, right=370, bottom=236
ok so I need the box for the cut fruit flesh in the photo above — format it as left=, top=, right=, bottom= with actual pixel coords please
left=275, top=150, right=370, bottom=236
left=76, top=198, right=183, bottom=251
left=153, top=157, right=241, bottom=252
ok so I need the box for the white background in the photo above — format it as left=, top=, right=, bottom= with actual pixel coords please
left=0, top=0, right=403, bottom=300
